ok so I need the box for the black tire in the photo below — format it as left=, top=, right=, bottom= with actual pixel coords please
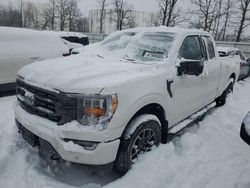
left=215, top=79, right=234, bottom=107
left=114, top=115, right=161, bottom=174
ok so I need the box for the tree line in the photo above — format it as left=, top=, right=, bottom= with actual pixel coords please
left=94, top=0, right=250, bottom=42
left=0, top=0, right=249, bottom=42
left=0, top=0, right=88, bottom=32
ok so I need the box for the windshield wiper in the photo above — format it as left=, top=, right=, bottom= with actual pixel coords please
left=122, top=54, right=136, bottom=62
left=97, top=54, right=104, bottom=58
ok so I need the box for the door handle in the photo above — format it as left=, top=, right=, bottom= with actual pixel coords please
left=30, top=57, right=40, bottom=60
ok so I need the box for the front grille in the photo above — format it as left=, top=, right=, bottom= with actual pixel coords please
left=16, top=79, right=77, bottom=125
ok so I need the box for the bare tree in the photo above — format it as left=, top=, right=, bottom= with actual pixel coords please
left=126, top=12, right=136, bottom=28
left=236, top=0, right=250, bottom=42
left=23, top=2, right=40, bottom=29
left=215, top=0, right=234, bottom=41
left=158, top=0, right=178, bottom=26
left=112, top=0, right=134, bottom=30
left=213, top=0, right=223, bottom=39
left=76, top=16, right=89, bottom=32
left=68, top=0, right=81, bottom=31
left=56, top=0, right=69, bottom=31
left=191, top=0, right=217, bottom=31
left=0, top=2, right=22, bottom=27
left=168, top=8, right=189, bottom=27
left=97, top=0, right=107, bottom=33
left=41, top=0, right=56, bottom=30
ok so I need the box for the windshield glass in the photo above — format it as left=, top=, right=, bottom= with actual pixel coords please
left=124, top=32, right=176, bottom=62
left=101, top=31, right=137, bottom=51
left=99, top=31, right=176, bottom=63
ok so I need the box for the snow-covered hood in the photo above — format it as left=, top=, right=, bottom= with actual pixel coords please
left=18, top=54, right=159, bottom=94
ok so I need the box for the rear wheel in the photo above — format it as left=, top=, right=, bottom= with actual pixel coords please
left=114, top=115, right=161, bottom=174
left=215, top=78, right=234, bottom=107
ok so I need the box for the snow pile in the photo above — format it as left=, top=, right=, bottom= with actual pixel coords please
left=1, top=80, right=250, bottom=188
left=105, top=80, right=250, bottom=188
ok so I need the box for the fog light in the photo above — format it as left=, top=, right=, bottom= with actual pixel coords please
left=64, top=139, right=98, bottom=151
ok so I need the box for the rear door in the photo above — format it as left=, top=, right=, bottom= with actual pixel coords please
left=200, top=36, right=221, bottom=103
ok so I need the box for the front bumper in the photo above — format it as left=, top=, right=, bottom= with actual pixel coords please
left=15, top=104, right=120, bottom=165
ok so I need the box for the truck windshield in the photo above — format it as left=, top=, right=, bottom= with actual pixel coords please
left=99, top=31, right=176, bottom=63
left=101, top=31, right=137, bottom=51
left=124, top=32, right=176, bottom=62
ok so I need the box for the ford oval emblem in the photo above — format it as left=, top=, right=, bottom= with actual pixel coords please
left=24, top=91, right=35, bottom=106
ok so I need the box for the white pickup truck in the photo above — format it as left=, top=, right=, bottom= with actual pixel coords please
left=15, top=27, right=240, bottom=174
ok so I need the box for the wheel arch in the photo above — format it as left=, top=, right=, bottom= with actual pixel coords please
left=121, top=103, right=169, bottom=143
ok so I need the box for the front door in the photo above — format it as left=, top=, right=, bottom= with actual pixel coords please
left=171, top=35, right=211, bottom=124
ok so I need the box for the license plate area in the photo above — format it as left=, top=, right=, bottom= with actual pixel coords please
left=21, top=127, right=38, bottom=147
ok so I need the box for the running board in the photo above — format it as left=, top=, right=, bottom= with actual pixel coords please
left=168, top=102, right=216, bottom=136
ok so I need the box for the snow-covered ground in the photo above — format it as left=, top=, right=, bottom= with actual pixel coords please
left=1, top=79, right=250, bottom=188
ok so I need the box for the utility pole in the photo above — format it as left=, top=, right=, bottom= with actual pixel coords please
left=20, top=0, right=23, bottom=27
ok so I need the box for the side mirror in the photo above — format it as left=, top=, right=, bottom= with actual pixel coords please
left=177, top=58, right=204, bottom=76
left=240, top=112, right=250, bottom=146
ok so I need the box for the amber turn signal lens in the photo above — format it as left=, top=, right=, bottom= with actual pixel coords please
left=112, top=95, right=118, bottom=113
left=84, top=108, right=106, bottom=117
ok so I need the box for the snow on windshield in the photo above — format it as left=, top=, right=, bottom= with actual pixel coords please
left=125, top=32, right=176, bottom=62
left=101, top=31, right=137, bottom=51
left=99, top=31, right=176, bottom=63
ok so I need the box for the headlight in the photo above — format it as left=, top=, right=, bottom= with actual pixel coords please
left=70, top=94, right=118, bottom=129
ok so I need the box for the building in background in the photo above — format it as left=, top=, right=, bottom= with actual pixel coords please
left=88, top=9, right=157, bottom=34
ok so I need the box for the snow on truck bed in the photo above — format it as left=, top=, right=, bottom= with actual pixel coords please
left=1, top=79, right=250, bottom=188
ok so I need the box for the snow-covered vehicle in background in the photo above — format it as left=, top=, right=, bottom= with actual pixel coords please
left=0, top=27, right=75, bottom=93
left=58, top=31, right=89, bottom=46
left=240, top=112, right=250, bottom=146
left=217, top=47, right=250, bottom=81
left=43, top=31, right=89, bottom=46
left=15, top=27, right=240, bottom=174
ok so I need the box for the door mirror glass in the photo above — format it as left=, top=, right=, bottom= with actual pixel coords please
left=177, top=58, right=204, bottom=76
left=240, top=111, right=250, bottom=146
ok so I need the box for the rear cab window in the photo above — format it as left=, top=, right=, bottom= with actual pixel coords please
left=202, top=36, right=216, bottom=60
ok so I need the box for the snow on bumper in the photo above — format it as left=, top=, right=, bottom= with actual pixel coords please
left=15, top=104, right=120, bottom=165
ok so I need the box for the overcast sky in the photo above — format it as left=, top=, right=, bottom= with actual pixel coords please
left=3, top=0, right=190, bottom=16
left=3, top=0, right=160, bottom=13
left=78, top=0, right=159, bottom=15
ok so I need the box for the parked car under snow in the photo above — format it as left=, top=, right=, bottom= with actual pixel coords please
left=240, top=112, right=250, bottom=145
left=0, top=27, right=75, bottom=93
left=217, top=47, right=250, bottom=81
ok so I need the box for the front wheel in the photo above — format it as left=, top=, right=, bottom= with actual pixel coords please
left=114, top=115, right=161, bottom=174
left=215, top=78, right=234, bottom=107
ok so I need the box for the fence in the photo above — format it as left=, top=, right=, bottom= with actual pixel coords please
left=84, top=33, right=107, bottom=43
left=84, top=33, right=250, bottom=57
left=216, top=41, right=250, bottom=57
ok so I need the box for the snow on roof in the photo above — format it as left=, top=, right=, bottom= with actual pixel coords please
left=56, top=31, right=88, bottom=38
left=217, top=46, right=240, bottom=53
left=42, top=30, right=88, bottom=38
left=0, top=26, right=52, bottom=39
left=119, top=26, right=210, bottom=35
left=105, top=26, right=209, bottom=38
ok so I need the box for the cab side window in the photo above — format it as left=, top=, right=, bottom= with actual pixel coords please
left=203, top=36, right=215, bottom=59
left=179, top=36, right=203, bottom=60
